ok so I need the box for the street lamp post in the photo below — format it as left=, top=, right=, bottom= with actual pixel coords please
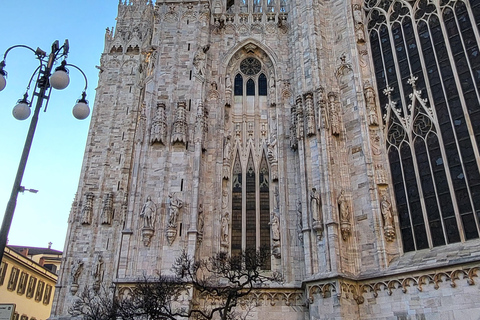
left=0, top=40, right=90, bottom=263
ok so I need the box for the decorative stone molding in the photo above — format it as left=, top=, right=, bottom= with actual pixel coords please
left=81, top=192, right=94, bottom=225
left=101, top=192, right=114, bottom=225
left=304, top=92, right=316, bottom=136
left=150, top=102, right=167, bottom=145
left=171, top=101, right=187, bottom=145
left=295, top=96, right=304, bottom=141
left=306, top=266, right=480, bottom=305
left=327, top=92, right=340, bottom=136
left=289, top=105, right=298, bottom=150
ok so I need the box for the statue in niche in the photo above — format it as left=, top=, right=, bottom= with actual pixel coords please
left=380, top=191, right=396, bottom=242
left=270, top=212, right=281, bottom=258
left=81, top=192, right=94, bottom=225
left=140, top=196, right=156, bottom=229
left=310, top=188, right=323, bottom=240
left=101, top=193, right=114, bottom=225
left=226, top=74, right=232, bottom=90
left=338, top=190, right=352, bottom=241
left=193, top=45, right=209, bottom=77
left=223, top=135, right=232, bottom=162
left=168, top=193, right=183, bottom=227
left=69, top=258, right=83, bottom=295
left=222, top=190, right=229, bottom=209
left=150, top=103, right=167, bottom=145
left=269, top=73, right=276, bottom=100
left=353, top=4, right=366, bottom=43
left=270, top=213, right=280, bottom=241
left=221, top=211, right=230, bottom=247
left=92, top=254, right=103, bottom=291
left=364, top=83, right=379, bottom=126
left=267, top=134, right=278, bottom=164
left=328, top=93, right=340, bottom=136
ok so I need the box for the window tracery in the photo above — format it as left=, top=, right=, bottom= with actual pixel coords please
left=366, top=0, right=480, bottom=251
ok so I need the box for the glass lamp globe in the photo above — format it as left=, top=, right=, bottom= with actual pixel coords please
left=12, top=101, right=31, bottom=120
left=73, top=100, right=90, bottom=120
left=50, top=69, right=70, bottom=90
left=0, top=73, right=6, bottom=91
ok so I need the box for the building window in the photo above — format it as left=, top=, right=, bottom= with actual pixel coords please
left=366, top=0, right=480, bottom=251
left=17, top=272, right=29, bottom=295
left=0, top=261, right=7, bottom=286
left=43, top=284, right=53, bottom=305
left=234, top=74, right=243, bottom=96
left=7, top=267, right=20, bottom=291
left=258, top=73, right=267, bottom=96
left=35, top=281, right=45, bottom=302
left=26, top=276, right=37, bottom=298
left=246, top=79, right=255, bottom=96
left=230, top=152, right=271, bottom=269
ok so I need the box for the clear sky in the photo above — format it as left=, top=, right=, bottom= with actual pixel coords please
left=0, top=1, right=120, bottom=251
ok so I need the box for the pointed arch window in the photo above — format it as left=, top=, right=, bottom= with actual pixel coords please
left=234, top=74, right=243, bottom=96
left=230, top=151, right=271, bottom=269
left=258, top=73, right=267, bottom=96
left=366, top=0, right=480, bottom=251
left=246, top=79, right=255, bottom=96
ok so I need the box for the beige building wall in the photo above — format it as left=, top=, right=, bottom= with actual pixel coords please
left=0, top=247, right=57, bottom=320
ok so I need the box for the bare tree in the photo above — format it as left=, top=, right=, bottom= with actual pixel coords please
left=69, top=248, right=281, bottom=320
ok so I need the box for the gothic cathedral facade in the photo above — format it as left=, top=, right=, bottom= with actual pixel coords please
left=51, top=0, right=480, bottom=319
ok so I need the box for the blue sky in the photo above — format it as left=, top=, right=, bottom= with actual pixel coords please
left=0, top=1, right=119, bottom=250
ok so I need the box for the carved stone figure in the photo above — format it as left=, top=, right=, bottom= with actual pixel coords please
left=168, top=193, right=183, bottom=227
left=310, top=188, right=321, bottom=224
left=198, top=204, right=205, bottom=235
left=290, top=106, right=298, bottom=150
left=364, top=84, right=379, bottom=126
left=223, top=135, right=232, bottom=162
left=194, top=102, right=207, bottom=146
left=370, top=129, right=382, bottom=155
left=150, top=103, right=167, bottom=145
left=70, top=259, right=83, bottom=285
left=140, top=196, right=156, bottom=229
left=81, top=192, right=94, bottom=225
left=338, top=190, right=352, bottom=240
left=380, top=191, right=396, bottom=242
left=221, top=211, right=230, bottom=246
left=297, top=200, right=303, bottom=243
left=193, top=45, right=209, bottom=77
left=101, top=192, right=114, bottom=225
left=353, top=4, right=365, bottom=43
left=92, top=254, right=103, bottom=291
left=222, top=190, right=229, bottom=209
left=270, top=213, right=280, bottom=241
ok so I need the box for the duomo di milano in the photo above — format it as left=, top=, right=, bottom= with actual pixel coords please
left=50, top=0, right=480, bottom=319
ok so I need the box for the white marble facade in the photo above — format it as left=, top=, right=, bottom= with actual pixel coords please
left=50, top=1, right=480, bottom=319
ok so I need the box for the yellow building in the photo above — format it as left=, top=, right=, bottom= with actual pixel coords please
left=0, top=245, right=61, bottom=320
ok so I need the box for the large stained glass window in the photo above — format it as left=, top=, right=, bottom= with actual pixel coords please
left=366, top=0, right=480, bottom=251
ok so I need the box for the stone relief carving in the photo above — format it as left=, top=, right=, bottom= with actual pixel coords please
left=166, top=193, right=183, bottom=245
left=70, top=258, right=84, bottom=295
left=338, top=190, right=351, bottom=241
left=223, top=135, right=232, bottom=179
left=193, top=45, right=209, bottom=78
left=310, top=187, right=323, bottom=240
left=370, top=129, right=382, bottom=155
left=81, top=192, right=94, bottom=225
left=380, top=190, right=396, bottom=242
left=353, top=4, right=366, bottom=43
left=364, top=82, right=379, bottom=126
left=270, top=212, right=281, bottom=258
left=225, top=74, right=232, bottom=106
left=171, top=101, right=187, bottom=145
left=194, top=102, right=207, bottom=148
left=297, top=200, right=303, bottom=243
left=221, top=211, right=230, bottom=248
left=267, top=134, right=278, bottom=181
left=197, top=204, right=205, bottom=243
left=305, top=93, right=316, bottom=136
left=140, top=196, right=156, bottom=247
left=327, top=92, right=340, bottom=136
left=150, top=103, right=167, bottom=145
left=101, top=192, right=114, bottom=225
left=375, top=164, right=388, bottom=185
left=269, top=73, right=276, bottom=105
left=92, top=254, right=103, bottom=292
